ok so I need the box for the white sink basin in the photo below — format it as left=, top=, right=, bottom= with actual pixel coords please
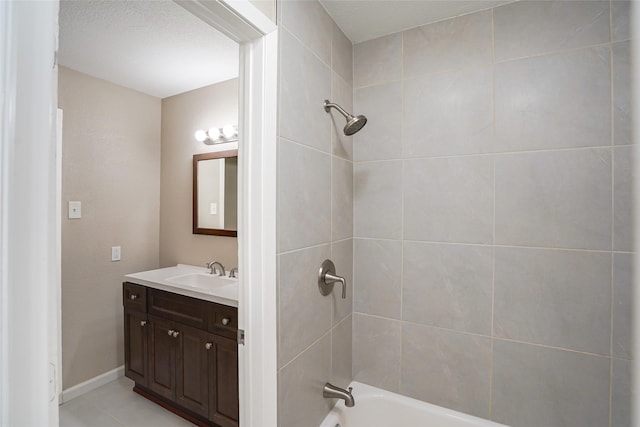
left=125, top=264, right=238, bottom=306
left=166, top=273, right=236, bottom=289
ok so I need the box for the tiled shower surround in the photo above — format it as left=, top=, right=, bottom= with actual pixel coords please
left=276, top=1, right=354, bottom=427
left=277, top=1, right=632, bottom=427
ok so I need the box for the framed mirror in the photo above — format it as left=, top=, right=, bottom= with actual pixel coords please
left=193, top=150, right=238, bottom=236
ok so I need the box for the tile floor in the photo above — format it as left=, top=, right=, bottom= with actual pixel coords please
left=59, top=377, right=194, bottom=427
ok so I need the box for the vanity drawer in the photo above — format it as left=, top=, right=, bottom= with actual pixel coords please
left=123, top=282, right=147, bottom=312
left=209, top=304, right=238, bottom=339
left=148, top=288, right=210, bottom=330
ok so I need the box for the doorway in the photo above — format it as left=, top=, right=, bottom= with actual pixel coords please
left=0, top=0, right=276, bottom=425
left=57, top=0, right=240, bottom=399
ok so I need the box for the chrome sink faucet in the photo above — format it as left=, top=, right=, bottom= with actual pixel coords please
left=207, top=261, right=225, bottom=276
left=229, top=267, right=238, bottom=278
left=323, top=382, right=355, bottom=407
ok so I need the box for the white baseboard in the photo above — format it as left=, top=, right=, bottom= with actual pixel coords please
left=60, top=365, right=125, bottom=403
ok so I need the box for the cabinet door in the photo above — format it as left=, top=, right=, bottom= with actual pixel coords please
left=208, top=333, right=239, bottom=427
left=175, top=324, right=209, bottom=418
left=124, top=310, right=148, bottom=386
left=148, top=315, right=176, bottom=400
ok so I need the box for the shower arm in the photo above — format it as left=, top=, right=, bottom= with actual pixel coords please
left=323, top=100, right=353, bottom=120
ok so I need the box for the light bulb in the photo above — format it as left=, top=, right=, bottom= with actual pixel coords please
left=207, top=127, right=221, bottom=141
left=195, top=129, right=207, bottom=142
left=222, top=124, right=237, bottom=139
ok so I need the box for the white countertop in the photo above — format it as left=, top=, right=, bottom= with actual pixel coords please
left=124, top=264, right=238, bottom=307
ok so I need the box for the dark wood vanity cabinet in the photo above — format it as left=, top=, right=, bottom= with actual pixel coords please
left=123, top=283, right=148, bottom=386
left=147, top=315, right=177, bottom=401
left=123, top=282, right=239, bottom=427
left=208, top=333, right=239, bottom=427
left=124, top=309, right=149, bottom=386
left=148, top=315, right=210, bottom=417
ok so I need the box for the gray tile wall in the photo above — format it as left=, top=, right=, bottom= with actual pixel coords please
left=276, top=1, right=354, bottom=426
left=352, top=2, right=632, bottom=426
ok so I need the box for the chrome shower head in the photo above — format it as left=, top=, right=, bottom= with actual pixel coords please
left=323, top=100, right=368, bottom=136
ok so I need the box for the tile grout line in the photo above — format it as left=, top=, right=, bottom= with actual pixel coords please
left=493, top=40, right=612, bottom=66
left=609, top=253, right=615, bottom=427
left=351, top=52, right=356, bottom=384
left=610, top=0, right=616, bottom=250
left=278, top=135, right=336, bottom=159
left=398, top=27, right=406, bottom=394
left=278, top=242, right=333, bottom=257
left=97, top=408, right=129, bottom=427
left=489, top=244, right=496, bottom=419
left=279, top=328, right=333, bottom=372
left=351, top=25, right=357, bottom=351
left=353, top=311, right=615, bottom=359
left=281, top=23, right=331, bottom=71
left=352, top=144, right=625, bottom=165
left=353, top=237, right=627, bottom=254
left=329, top=20, right=335, bottom=384
left=608, top=5, right=614, bottom=426
left=90, top=392, right=143, bottom=427
left=611, top=354, right=634, bottom=362
left=354, top=41, right=615, bottom=92
left=489, top=8, right=496, bottom=418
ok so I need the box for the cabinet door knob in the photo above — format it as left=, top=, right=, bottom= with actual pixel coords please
left=205, top=342, right=212, bottom=350
left=222, top=317, right=231, bottom=326
left=140, top=320, right=147, bottom=327
left=167, top=329, right=175, bottom=336
left=172, top=331, right=179, bottom=338
left=130, top=294, right=138, bottom=300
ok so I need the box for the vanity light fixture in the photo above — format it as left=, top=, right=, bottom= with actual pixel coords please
left=207, top=127, right=221, bottom=140
left=194, top=124, right=238, bottom=145
left=222, top=124, right=236, bottom=139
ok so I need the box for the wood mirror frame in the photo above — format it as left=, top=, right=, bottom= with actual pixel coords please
left=193, top=149, right=238, bottom=237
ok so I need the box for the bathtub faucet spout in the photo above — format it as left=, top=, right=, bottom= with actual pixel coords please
left=323, top=382, right=355, bottom=407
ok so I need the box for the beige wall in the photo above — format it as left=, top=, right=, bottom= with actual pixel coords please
left=59, top=71, right=239, bottom=389
left=160, top=79, right=239, bottom=269
left=59, top=67, right=161, bottom=388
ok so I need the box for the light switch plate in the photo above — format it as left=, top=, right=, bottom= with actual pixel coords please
left=210, top=203, right=217, bottom=215
left=68, top=201, right=81, bottom=219
left=111, top=246, right=121, bottom=262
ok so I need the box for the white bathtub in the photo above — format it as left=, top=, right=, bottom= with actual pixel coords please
left=319, top=382, right=508, bottom=427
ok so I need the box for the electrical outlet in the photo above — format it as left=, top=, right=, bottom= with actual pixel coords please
left=68, top=201, right=81, bottom=219
left=111, top=246, right=121, bottom=262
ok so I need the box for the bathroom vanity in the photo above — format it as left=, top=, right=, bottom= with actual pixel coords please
left=123, top=265, right=239, bottom=427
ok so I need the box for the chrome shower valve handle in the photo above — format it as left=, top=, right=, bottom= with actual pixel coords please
left=324, top=271, right=346, bottom=299
left=318, top=259, right=347, bottom=299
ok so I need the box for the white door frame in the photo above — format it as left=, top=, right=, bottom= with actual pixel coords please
left=199, top=2, right=279, bottom=426
left=177, top=3, right=278, bottom=425
left=237, top=28, right=278, bottom=427
left=0, top=0, right=60, bottom=425
left=0, top=1, right=278, bottom=425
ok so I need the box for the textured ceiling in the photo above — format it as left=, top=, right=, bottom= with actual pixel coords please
left=59, top=0, right=239, bottom=99
left=58, top=0, right=515, bottom=97
left=319, top=0, right=513, bottom=44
